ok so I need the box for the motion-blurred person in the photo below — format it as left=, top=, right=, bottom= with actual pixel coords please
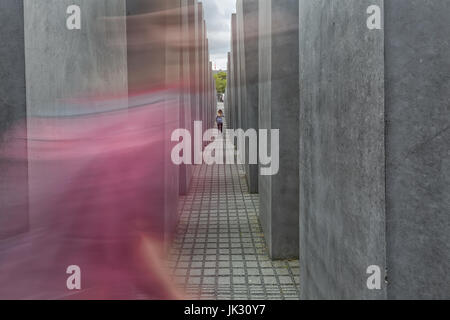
left=0, top=0, right=194, bottom=299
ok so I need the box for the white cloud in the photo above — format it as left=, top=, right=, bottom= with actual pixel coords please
left=203, top=0, right=236, bottom=70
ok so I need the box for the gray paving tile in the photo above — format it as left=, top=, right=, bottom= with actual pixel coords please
left=167, top=120, right=300, bottom=300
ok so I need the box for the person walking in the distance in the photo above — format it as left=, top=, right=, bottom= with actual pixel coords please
left=216, top=110, right=224, bottom=133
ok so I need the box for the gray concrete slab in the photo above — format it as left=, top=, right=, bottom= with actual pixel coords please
left=258, top=0, right=299, bottom=260
left=384, top=0, right=450, bottom=300
left=179, top=0, right=194, bottom=195
left=237, top=0, right=259, bottom=194
left=298, top=0, right=386, bottom=300
left=209, top=61, right=213, bottom=128
left=231, top=14, right=238, bottom=130
left=236, top=9, right=244, bottom=132
left=299, top=0, right=449, bottom=300
left=0, top=0, right=29, bottom=239
left=198, top=6, right=205, bottom=132
left=24, top=0, right=129, bottom=231
left=163, top=0, right=182, bottom=241
left=191, top=1, right=200, bottom=125
left=226, top=52, right=232, bottom=127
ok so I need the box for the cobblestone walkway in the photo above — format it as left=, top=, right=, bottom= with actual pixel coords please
left=167, top=162, right=300, bottom=300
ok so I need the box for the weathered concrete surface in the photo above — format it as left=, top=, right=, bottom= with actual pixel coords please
left=258, top=0, right=299, bottom=260
left=231, top=14, right=239, bottom=130
left=237, top=0, right=259, bottom=194
left=164, top=0, right=182, bottom=240
left=26, top=0, right=128, bottom=117
left=203, top=36, right=208, bottom=130
left=236, top=1, right=245, bottom=136
left=299, top=0, right=449, bottom=300
left=198, top=6, right=205, bottom=133
left=225, top=52, right=232, bottom=126
left=384, top=0, right=450, bottom=300
left=226, top=52, right=232, bottom=127
left=208, top=60, right=213, bottom=127
left=206, top=37, right=210, bottom=129
left=190, top=1, right=200, bottom=125
left=179, top=0, right=193, bottom=195
left=0, top=0, right=29, bottom=238
left=24, top=0, right=129, bottom=231
left=299, top=0, right=386, bottom=300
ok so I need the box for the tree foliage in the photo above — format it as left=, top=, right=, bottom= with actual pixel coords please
left=214, top=71, right=227, bottom=94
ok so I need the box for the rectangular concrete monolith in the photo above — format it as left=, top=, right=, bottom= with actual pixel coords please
left=258, top=0, right=299, bottom=259
left=299, top=0, right=449, bottom=300
left=298, top=0, right=385, bottom=300
left=384, top=0, right=450, bottom=300
left=179, top=0, right=194, bottom=195
left=231, top=14, right=239, bottom=130
left=190, top=1, right=200, bottom=126
left=0, top=0, right=29, bottom=239
left=226, top=52, right=232, bottom=128
left=237, top=0, right=259, bottom=194
left=198, top=5, right=205, bottom=133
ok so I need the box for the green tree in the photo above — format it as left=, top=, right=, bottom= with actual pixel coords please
left=214, top=71, right=227, bottom=94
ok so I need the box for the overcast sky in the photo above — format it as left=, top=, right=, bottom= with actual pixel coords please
left=203, top=0, right=236, bottom=70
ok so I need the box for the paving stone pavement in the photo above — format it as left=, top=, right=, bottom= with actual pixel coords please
left=167, top=137, right=300, bottom=299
